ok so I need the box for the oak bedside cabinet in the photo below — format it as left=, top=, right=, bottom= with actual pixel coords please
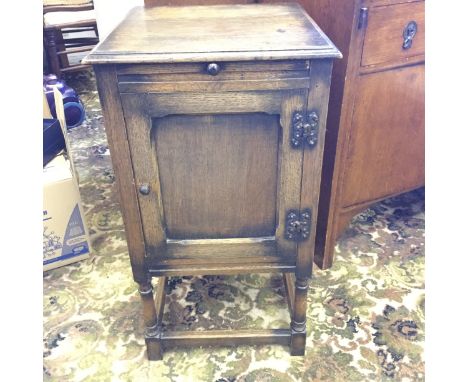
left=83, top=3, right=340, bottom=360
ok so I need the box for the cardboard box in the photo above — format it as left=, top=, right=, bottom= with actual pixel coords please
left=43, top=88, right=90, bottom=271
left=43, top=155, right=91, bottom=271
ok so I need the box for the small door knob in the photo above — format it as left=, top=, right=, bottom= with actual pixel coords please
left=206, top=63, right=221, bottom=76
left=139, top=184, right=150, bottom=195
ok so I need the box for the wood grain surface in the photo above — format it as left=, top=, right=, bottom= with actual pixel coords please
left=154, top=113, right=279, bottom=239
left=361, top=1, right=425, bottom=67
left=83, top=4, right=340, bottom=64
left=93, top=65, right=148, bottom=283
left=90, top=1, right=339, bottom=358
left=341, top=64, right=425, bottom=207
left=309, top=0, right=424, bottom=269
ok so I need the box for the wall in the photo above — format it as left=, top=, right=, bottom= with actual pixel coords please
left=93, top=0, right=144, bottom=40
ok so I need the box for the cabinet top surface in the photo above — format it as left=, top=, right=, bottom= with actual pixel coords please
left=83, top=4, right=341, bottom=64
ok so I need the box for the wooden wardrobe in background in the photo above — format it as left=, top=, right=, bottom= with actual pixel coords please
left=143, top=0, right=425, bottom=269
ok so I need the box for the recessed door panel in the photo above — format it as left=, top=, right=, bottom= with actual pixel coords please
left=341, top=64, right=425, bottom=207
left=153, top=113, right=280, bottom=239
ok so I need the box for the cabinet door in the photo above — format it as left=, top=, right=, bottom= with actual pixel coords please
left=341, top=64, right=425, bottom=207
left=120, top=89, right=308, bottom=268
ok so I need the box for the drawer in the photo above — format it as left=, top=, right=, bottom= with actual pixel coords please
left=116, top=60, right=311, bottom=93
left=361, top=1, right=425, bottom=67
left=117, top=60, right=310, bottom=76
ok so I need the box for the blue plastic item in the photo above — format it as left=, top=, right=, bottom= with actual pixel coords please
left=43, top=74, right=85, bottom=128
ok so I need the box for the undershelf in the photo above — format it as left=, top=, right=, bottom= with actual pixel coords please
left=145, top=239, right=296, bottom=276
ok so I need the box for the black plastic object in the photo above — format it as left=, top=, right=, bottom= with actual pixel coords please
left=43, top=118, right=65, bottom=167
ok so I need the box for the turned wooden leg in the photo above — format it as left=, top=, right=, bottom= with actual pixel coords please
left=290, top=276, right=309, bottom=356
left=44, top=28, right=62, bottom=78
left=138, top=281, right=162, bottom=361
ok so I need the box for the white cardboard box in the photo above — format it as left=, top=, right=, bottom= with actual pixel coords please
left=43, top=155, right=91, bottom=271
left=43, top=88, right=90, bottom=271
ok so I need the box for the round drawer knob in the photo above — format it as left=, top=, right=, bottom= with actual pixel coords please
left=139, top=184, right=150, bottom=195
left=206, top=63, right=221, bottom=76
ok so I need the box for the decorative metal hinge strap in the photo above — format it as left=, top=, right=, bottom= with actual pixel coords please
left=285, top=208, right=312, bottom=242
left=291, top=111, right=319, bottom=149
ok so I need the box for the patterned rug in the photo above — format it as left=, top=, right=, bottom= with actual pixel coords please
left=43, top=71, right=425, bottom=382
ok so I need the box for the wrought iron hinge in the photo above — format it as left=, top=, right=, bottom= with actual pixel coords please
left=285, top=208, right=312, bottom=242
left=291, top=111, right=319, bottom=149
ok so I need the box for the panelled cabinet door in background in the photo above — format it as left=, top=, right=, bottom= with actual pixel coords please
left=84, top=4, right=340, bottom=360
